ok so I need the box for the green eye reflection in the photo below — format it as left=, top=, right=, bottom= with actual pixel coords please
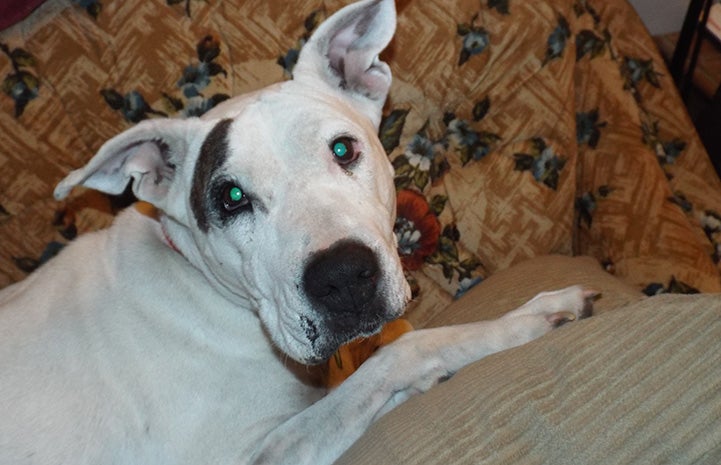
left=222, top=184, right=249, bottom=212
left=333, top=141, right=349, bottom=158
left=330, top=136, right=358, bottom=165
left=229, top=186, right=243, bottom=202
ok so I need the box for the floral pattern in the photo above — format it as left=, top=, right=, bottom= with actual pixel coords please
left=395, top=190, right=441, bottom=271
left=167, top=0, right=206, bottom=17
left=576, top=109, right=606, bottom=149
left=0, top=44, right=39, bottom=117
left=102, top=35, right=229, bottom=122
left=72, top=0, right=102, bottom=19
left=457, top=14, right=489, bottom=66
left=278, top=9, right=325, bottom=76
left=513, top=138, right=567, bottom=190
left=2, top=0, right=720, bottom=310
left=544, top=15, right=571, bottom=64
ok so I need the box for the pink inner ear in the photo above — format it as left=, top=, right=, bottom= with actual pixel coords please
left=327, top=27, right=359, bottom=73
left=123, top=142, right=174, bottom=203
left=344, top=50, right=391, bottom=100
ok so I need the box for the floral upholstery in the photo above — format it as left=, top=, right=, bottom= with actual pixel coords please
left=1, top=0, right=720, bottom=325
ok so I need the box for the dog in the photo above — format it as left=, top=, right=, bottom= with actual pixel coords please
left=0, top=0, right=595, bottom=463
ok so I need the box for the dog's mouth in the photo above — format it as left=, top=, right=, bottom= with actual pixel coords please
left=299, top=309, right=396, bottom=365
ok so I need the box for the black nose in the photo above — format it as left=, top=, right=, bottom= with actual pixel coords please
left=303, top=241, right=380, bottom=316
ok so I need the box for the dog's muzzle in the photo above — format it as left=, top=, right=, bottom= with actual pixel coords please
left=302, top=240, right=389, bottom=349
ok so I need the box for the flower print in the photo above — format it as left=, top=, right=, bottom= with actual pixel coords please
left=427, top=223, right=483, bottom=285
left=543, top=15, right=571, bottom=64
left=101, top=89, right=167, bottom=123
left=395, top=190, right=441, bottom=271
left=621, top=57, right=661, bottom=90
left=454, top=276, right=483, bottom=299
left=393, top=124, right=449, bottom=192
left=641, top=119, right=686, bottom=166
left=1, top=44, right=40, bottom=117
left=513, top=138, right=566, bottom=190
left=379, top=108, right=409, bottom=154
left=182, top=94, right=229, bottom=117
left=533, top=146, right=565, bottom=183
left=462, top=30, right=489, bottom=57
left=457, top=14, right=490, bottom=66
left=576, top=109, right=607, bottom=148
left=178, top=35, right=226, bottom=99
left=446, top=116, right=501, bottom=165
left=278, top=9, right=325, bottom=76
left=643, top=277, right=699, bottom=296
left=488, top=0, right=510, bottom=15
left=103, top=35, right=227, bottom=121
left=405, top=134, right=441, bottom=172
left=575, top=29, right=609, bottom=61
left=575, top=186, right=611, bottom=228
left=72, top=0, right=102, bottom=18
left=177, top=63, right=211, bottom=98
left=123, top=91, right=155, bottom=122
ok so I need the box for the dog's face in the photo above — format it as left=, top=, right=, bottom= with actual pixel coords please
left=54, top=0, right=410, bottom=364
left=183, top=86, right=410, bottom=363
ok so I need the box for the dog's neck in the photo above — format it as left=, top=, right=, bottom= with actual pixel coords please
left=132, top=202, right=183, bottom=256
left=161, top=222, right=182, bottom=255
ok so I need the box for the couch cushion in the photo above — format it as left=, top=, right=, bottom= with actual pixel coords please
left=337, top=292, right=721, bottom=464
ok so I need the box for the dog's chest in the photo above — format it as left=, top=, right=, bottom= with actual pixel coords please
left=0, top=210, right=325, bottom=464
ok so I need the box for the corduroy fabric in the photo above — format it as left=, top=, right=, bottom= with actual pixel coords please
left=337, top=257, right=721, bottom=464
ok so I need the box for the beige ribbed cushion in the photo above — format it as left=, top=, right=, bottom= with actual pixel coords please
left=337, top=257, right=721, bottom=464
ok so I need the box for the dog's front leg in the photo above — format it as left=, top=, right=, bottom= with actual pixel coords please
left=248, top=286, right=595, bottom=465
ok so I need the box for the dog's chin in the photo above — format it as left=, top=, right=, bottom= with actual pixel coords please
left=300, top=314, right=397, bottom=366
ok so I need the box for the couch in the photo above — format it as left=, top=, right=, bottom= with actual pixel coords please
left=1, top=0, right=721, bottom=463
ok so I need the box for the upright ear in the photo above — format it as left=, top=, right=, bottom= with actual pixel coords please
left=54, top=117, right=213, bottom=218
left=293, top=0, right=396, bottom=128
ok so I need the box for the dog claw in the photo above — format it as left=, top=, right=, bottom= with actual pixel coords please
left=583, top=289, right=601, bottom=300
left=547, top=311, right=577, bottom=327
left=581, top=289, right=600, bottom=319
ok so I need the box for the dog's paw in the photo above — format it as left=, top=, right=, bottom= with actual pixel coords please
left=504, top=285, right=598, bottom=338
left=541, top=286, right=597, bottom=327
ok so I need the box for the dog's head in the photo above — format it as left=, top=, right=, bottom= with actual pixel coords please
left=54, top=0, right=410, bottom=365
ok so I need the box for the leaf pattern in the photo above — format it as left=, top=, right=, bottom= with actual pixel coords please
left=576, top=108, right=607, bottom=148
left=643, top=277, right=699, bottom=296
left=0, top=44, right=40, bottom=117
left=576, top=29, right=609, bottom=61
left=543, top=15, right=571, bottom=64
left=576, top=185, right=612, bottom=228
left=426, top=224, right=482, bottom=287
left=278, top=9, right=325, bottom=76
left=379, top=109, right=410, bottom=154
left=1, top=0, right=718, bottom=307
left=513, top=138, right=566, bottom=190
left=392, top=127, right=449, bottom=191
left=488, top=0, right=510, bottom=15
left=72, top=0, right=102, bottom=19
left=103, top=35, right=228, bottom=122
left=641, top=119, right=686, bottom=167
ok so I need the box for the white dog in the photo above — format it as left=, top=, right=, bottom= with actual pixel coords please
left=0, top=1, right=595, bottom=463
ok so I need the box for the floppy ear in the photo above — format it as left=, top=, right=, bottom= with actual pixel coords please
left=54, top=117, right=213, bottom=218
left=293, top=0, right=396, bottom=128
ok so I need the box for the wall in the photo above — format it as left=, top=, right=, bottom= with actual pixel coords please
left=629, top=0, right=691, bottom=35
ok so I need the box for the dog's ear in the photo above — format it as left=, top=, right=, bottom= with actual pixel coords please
left=293, top=0, right=396, bottom=128
left=54, top=118, right=212, bottom=217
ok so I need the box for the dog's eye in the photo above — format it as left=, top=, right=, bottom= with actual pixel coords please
left=222, top=184, right=250, bottom=212
left=330, top=137, right=359, bottom=166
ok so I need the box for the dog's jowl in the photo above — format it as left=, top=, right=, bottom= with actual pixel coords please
left=0, top=1, right=594, bottom=464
